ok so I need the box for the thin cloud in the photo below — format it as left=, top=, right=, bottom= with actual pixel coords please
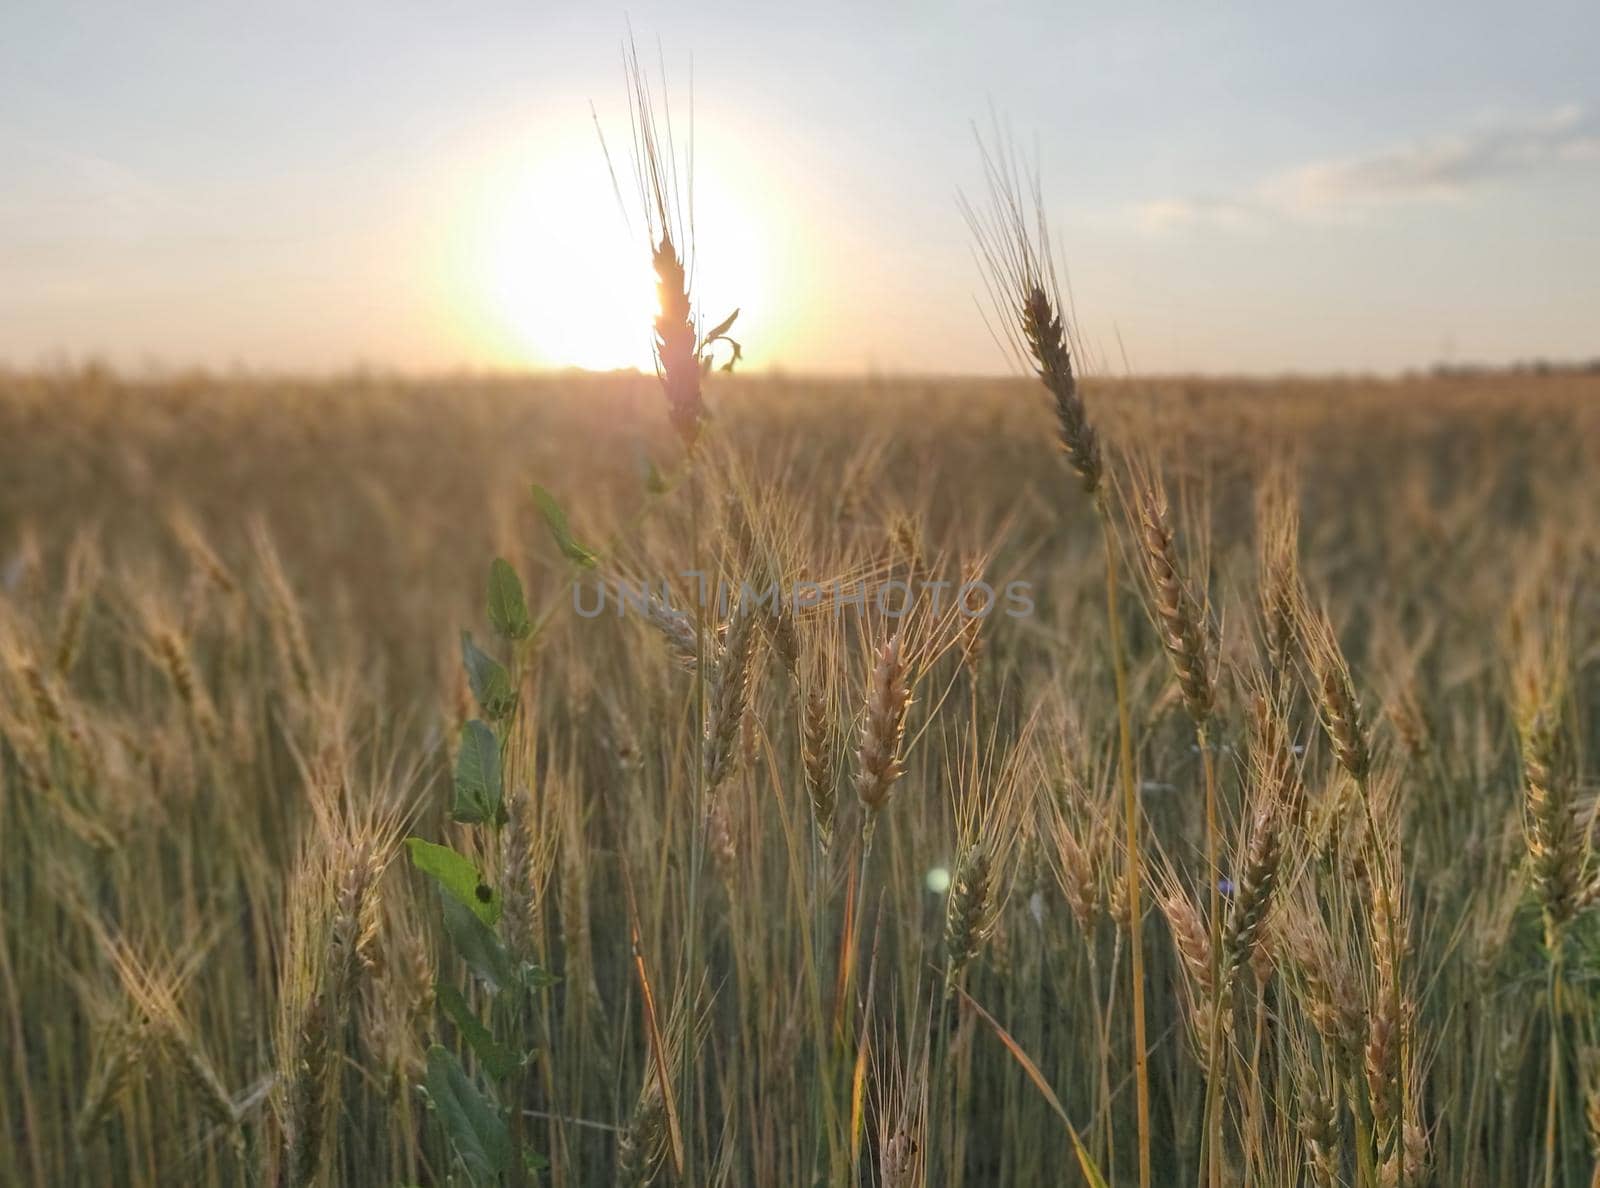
left=1137, top=105, right=1600, bottom=232
left=0, top=136, right=199, bottom=236
left=1135, top=196, right=1268, bottom=233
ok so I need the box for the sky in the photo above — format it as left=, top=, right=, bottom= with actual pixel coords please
left=2, top=0, right=1598, bottom=376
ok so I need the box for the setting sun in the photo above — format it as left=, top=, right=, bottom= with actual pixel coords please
left=451, top=130, right=772, bottom=372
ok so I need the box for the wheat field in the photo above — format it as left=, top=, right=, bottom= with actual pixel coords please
left=3, top=346, right=1599, bottom=1187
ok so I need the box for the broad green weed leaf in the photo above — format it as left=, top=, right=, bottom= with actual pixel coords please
left=442, top=894, right=517, bottom=991
left=452, top=720, right=503, bottom=826
left=460, top=631, right=517, bottom=721
left=530, top=484, right=598, bottom=569
left=406, top=838, right=500, bottom=926
left=437, top=982, right=523, bottom=1080
left=425, top=1045, right=511, bottom=1177
left=487, top=558, right=532, bottom=641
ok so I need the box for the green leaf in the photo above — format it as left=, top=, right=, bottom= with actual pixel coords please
left=461, top=631, right=517, bottom=721
left=425, top=1045, right=511, bottom=1177
left=522, top=963, right=560, bottom=990
left=487, top=558, right=532, bottom=641
left=437, top=981, right=523, bottom=1080
left=406, top=838, right=500, bottom=926
left=700, top=308, right=743, bottom=373
left=703, top=307, right=739, bottom=343
left=640, top=455, right=669, bottom=496
left=530, top=484, right=598, bottom=569
left=452, top=720, right=503, bottom=826
left=442, top=894, right=518, bottom=991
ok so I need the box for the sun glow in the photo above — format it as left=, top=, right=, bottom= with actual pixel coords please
left=453, top=131, right=772, bottom=372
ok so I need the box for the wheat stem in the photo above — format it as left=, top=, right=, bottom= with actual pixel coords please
left=1098, top=497, right=1150, bottom=1188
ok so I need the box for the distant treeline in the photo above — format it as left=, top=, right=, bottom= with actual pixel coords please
left=1424, top=357, right=1600, bottom=379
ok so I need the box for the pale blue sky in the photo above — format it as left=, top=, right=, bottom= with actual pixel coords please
left=2, top=1, right=1597, bottom=374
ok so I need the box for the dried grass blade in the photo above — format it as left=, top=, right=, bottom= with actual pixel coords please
left=953, top=984, right=1107, bottom=1188
left=622, top=863, right=684, bottom=1177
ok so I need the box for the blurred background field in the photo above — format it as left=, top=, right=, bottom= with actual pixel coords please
left=7, top=367, right=1597, bottom=658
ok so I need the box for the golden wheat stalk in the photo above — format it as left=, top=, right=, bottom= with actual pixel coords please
left=963, top=134, right=1101, bottom=495
left=1132, top=474, right=1215, bottom=725
left=704, top=594, right=758, bottom=792
left=854, top=633, right=910, bottom=842
left=802, top=680, right=838, bottom=853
